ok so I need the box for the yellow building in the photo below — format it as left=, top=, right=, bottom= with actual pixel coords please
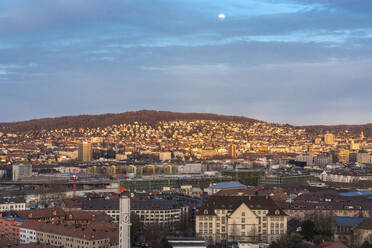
left=195, top=196, right=288, bottom=244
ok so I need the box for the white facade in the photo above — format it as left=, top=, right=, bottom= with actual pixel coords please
left=12, top=164, right=32, bottom=181
left=119, top=195, right=131, bottom=248
left=0, top=202, right=26, bottom=212
left=19, top=227, right=37, bottom=244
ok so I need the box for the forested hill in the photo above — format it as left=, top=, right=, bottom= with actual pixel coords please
left=0, top=110, right=259, bottom=133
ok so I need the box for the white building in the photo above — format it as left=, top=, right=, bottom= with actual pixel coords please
left=0, top=201, right=26, bottom=212
left=12, top=164, right=32, bottom=181
left=19, top=223, right=37, bottom=244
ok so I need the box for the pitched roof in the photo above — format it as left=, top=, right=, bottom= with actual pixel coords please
left=196, top=195, right=287, bottom=216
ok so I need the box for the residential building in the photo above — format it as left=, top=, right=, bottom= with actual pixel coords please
left=78, top=141, right=93, bottom=163
left=12, top=164, right=32, bottom=181
left=195, top=195, right=288, bottom=244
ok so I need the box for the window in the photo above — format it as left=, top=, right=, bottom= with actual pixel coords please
left=241, top=218, right=245, bottom=223
left=242, top=224, right=245, bottom=230
left=242, top=212, right=245, bottom=216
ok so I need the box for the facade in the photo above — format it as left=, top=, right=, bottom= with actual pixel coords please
left=21, top=221, right=111, bottom=248
left=19, top=220, right=39, bottom=244
left=78, top=141, right=93, bottom=163
left=222, top=169, right=265, bottom=186
left=324, top=133, right=335, bottom=145
left=0, top=200, right=26, bottom=212
left=0, top=216, right=25, bottom=241
left=195, top=196, right=288, bottom=244
left=12, top=164, right=32, bottom=181
left=83, top=198, right=187, bottom=226
left=260, top=173, right=314, bottom=185
left=229, top=144, right=237, bottom=158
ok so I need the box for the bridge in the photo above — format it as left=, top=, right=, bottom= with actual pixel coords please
left=0, top=179, right=119, bottom=190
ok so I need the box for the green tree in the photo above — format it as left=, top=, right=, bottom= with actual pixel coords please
left=300, top=220, right=316, bottom=241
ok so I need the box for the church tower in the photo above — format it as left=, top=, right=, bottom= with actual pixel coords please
left=119, top=193, right=131, bottom=248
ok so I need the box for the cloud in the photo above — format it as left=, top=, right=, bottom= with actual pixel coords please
left=1, top=0, right=372, bottom=124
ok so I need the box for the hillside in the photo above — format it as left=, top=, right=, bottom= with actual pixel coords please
left=0, top=110, right=259, bottom=133
left=301, top=124, right=372, bottom=137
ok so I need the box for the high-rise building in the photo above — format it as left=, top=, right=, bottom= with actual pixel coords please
left=78, top=141, right=93, bottom=162
left=119, top=193, right=131, bottom=248
left=12, top=164, right=32, bottom=181
left=324, top=133, right=335, bottom=145
left=229, top=144, right=237, bottom=159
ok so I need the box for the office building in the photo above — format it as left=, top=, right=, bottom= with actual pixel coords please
left=78, top=141, right=93, bottom=163
left=12, top=164, right=32, bottom=181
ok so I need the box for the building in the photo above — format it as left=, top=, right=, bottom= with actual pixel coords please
left=23, top=222, right=112, bottom=248
left=78, top=141, right=93, bottom=163
left=119, top=193, right=130, bottom=248
left=0, top=215, right=25, bottom=241
left=195, top=195, right=288, bottom=244
left=82, top=198, right=187, bottom=226
left=354, top=219, right=372, bottom=247
left=222, top=169, right=265, bottom=186
left=159, top=152, right=172, bottom=161
left=12, top=164, right=32, bottom=181
left=120, top=176, right=231, bottom=192
left=357, top=151, right=371, bottom=164
left=229, top=144, right=237, bottom=159
left=0, top=199, right=26, bottom=212
left=19, top=220, right=40, bottom=244
left=260, top=173, right=314, bottom=185
left=324, top=133, right=335, bottom=145
left=333, top=216, right=364, bottom=246
left=205, top=181, right=248, bottom=195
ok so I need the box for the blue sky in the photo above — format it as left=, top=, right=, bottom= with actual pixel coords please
left=1, top=0, right=372, bottom=125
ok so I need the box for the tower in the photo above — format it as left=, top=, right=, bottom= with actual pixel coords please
left=360, top=131, right=365, bottom=140
left=119, top=193, right=131, bottom=248
left=324, top=133, right=335, bottom=145
left=229, top=144, right=237, bottom=159
left=78, top=141, right=93, bottom=162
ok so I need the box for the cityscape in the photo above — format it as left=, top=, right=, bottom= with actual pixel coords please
left=2, top=0, right=372, bottom=248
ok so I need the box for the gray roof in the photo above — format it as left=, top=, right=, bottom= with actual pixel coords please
left=208, top=181, right=247, bottom=189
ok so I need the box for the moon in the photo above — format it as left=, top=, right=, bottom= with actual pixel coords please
left=218, top=13, right=226, bottom=20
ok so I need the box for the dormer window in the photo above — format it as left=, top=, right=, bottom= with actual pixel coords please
left=204, top=210, right=208, bottom=214
left=242, top=212, right=245, bottom=216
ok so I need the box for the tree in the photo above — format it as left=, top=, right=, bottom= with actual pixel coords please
left=300, top=220, right=316, bottom=241
left=160, top=236, right=172, bottom=248
left=360, top=241, right=372, bottom=248
left=130, top=213, right=143, bottom=243
left=269, top=240, right=286, bottom=248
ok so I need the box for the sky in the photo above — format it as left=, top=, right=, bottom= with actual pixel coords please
left=1, top=0, right=372, bottom=125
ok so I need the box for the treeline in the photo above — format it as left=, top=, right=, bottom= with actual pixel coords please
left=302, top=123, right=372, bottom=137
left=0, top=110, right=258, bottom=133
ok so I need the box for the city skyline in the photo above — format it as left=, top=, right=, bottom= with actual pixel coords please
left=1, top=0, right=372, bottom=125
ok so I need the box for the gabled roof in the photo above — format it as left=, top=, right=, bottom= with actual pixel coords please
left=196, top=195, right=287, bottom=216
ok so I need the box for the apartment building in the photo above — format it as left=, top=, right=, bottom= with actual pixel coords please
left=20, top=221, right=112, bottom=248
left=195, top=196, right=288, bottom=244
left=82, top=198, right=187, bottom=226
left=0, top=199, right=26, bottom=212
